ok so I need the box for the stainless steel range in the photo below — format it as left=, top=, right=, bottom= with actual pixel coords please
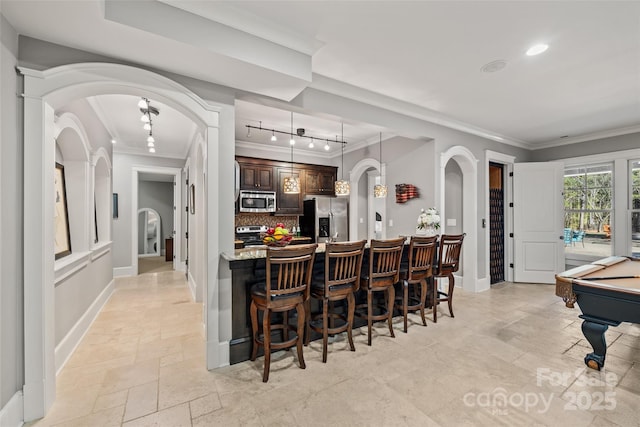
left=235, top=225, right=268, bottom=247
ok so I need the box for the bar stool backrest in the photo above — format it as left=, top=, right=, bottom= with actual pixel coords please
left=367, top=238, right=405, bottom=288
left=407, top=235, right=438, bottom=282
left=436, top=234, right=465, bottom=275
left=266, top=244, right=318, bottom=303
left=324, top=240, right=367, bottom=293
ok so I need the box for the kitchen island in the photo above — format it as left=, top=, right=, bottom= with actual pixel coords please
left=221, top=241, right=420, bottom=364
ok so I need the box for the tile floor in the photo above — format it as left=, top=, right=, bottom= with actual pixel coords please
left=26, top=272, right=640, bottom=426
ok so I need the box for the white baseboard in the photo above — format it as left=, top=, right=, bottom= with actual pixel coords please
left=0, top=391, right=23, bottom=427
left=55, top=279, right=115, bottom=374
left=188, top=271, right=196, bottom=301
left=476, top=277, right=490, bottom=293
left=113, top=266, right=134, bottom=277
left=207, top=339, right=229, bottom=370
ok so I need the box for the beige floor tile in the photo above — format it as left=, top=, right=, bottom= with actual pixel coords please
left=34, top=273, right=639, bottom=427
left=123, top=381, right=158, bottom=422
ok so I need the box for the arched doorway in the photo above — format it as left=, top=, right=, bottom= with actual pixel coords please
left=20, top=63, right=226, bottom=420
left=349, top=158, right=386, bottom=241
left=439, top=146, right=479, bottom=292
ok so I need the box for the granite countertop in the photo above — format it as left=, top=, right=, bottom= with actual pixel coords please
left=222, top=242, right=326, bottom=261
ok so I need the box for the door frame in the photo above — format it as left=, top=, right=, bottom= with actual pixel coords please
left=484, top=150, right=515, bottom=283
left=132, top=166, right=182, bottom=274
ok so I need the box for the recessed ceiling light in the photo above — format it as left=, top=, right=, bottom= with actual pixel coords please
left=526, top=43, right=549, bottom=56
left=111, top=139, right=116, bottom=144
left=481, top=60, right=507, bottom=73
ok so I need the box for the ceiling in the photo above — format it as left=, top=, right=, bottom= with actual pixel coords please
left=3, top=0, right=639, bottom=158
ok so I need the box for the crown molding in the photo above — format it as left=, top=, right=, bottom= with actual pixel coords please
left=531, top=125, right=640, bottom=150
left=113, top=145, right=185, bottom=161
left=86, top=96, right=120, bottom=142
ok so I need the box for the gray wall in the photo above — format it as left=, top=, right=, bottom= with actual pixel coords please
left=0, top=13, right=23, bottom=410
left=112, top=153, right=184, bottom=269
left=138, top=181, right=174, bottom=252
left=444, top=160, right=463, bottom=235
left=531, top=132, right=640, bottom=162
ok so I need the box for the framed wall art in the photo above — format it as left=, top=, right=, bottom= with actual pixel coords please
left=190, top=184, right=196, bottom=214
left=112, top=193, right=119, bottom=219
left=54, top=162, right=72, bottom=259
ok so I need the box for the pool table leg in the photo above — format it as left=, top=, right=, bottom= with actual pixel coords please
left=581, top=320, right=608, bottom=370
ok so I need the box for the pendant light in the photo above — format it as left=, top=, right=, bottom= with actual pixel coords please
left=283, top=112, right=300, bottom=194
left=374, top=132, right=388, bottom=198
left=335, top=122, right=350, bottom=196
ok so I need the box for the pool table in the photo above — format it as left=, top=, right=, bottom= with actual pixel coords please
left=556, top=256, right=640, bottom=370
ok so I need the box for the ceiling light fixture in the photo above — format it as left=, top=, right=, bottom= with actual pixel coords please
left=283, top=112, right=300, bottom=194
left=245, top=121, right=347, bottom=149
left=334, top=123, right=350, bottom=196
left=139, top=98, right=159, bottom=154
left=374, top=132, right=387, bottom=198
left=308, top=138, right=314, bottom=149
left=111, top=139, right=116, bottom=144
left=526, top=43, right=549, bottom=56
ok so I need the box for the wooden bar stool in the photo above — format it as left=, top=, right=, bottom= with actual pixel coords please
left=306, top=240, right=366, bottom=363
left=355, top=238, right=404, bottom=346
left=433, top=234, right=465, bottom=322
left=395, top=235, right=437, bottom=332
left=250, top=244, right=317, bottom=382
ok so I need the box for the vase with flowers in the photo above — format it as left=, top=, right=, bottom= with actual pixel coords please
left=416, top=208, right=440, bottom=236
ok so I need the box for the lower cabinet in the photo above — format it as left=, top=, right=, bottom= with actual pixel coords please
left=275, top=167, right=303, bottom=215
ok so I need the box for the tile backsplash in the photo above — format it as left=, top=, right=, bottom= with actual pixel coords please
left=235, top=214, right=299, bottom=231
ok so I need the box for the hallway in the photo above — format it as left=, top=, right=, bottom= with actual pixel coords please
left=26, top=273, right=640, bottom=426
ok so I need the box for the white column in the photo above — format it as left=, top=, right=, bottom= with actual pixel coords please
left=22, top=94, right=56, bottom=420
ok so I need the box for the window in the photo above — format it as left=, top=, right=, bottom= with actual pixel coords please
left=563, top=163, right=612, bottom=257
left=631, top=160, right=640, bottom=257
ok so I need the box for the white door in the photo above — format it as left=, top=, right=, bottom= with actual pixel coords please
left=513, top=162, right=564, bottom=283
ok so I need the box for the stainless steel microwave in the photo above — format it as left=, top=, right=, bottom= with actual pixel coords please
left=238, top=190, right=276, bottom=213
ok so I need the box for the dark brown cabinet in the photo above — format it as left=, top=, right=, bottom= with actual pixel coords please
left=304, top=168, right=336, bottom=196
left=276, top=167, right=304, bottom=215
left=239, top=163, right=274, bottom=191
left=235, top=156, right=337, bottom=216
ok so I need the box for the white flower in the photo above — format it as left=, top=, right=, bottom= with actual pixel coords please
left=417, top=208, right=440, bottom=229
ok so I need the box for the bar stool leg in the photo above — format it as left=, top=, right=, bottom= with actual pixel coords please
left=367, top=290, right=373, bottom=346
left=432, top=278, right=438, bottom=323
left=347, top=292, right=356, bottom=351
left=387, top=286, right=395, bottom=338
left=304, top=299, right=311, bottom=346
left=447, top=273, right=455, bottom=318
left=296, top=303, right=306, bottom=369
left=402, top=281, right=409, bottom=333
left=250, top=301, right=259, bottom=361
left=322, top=298, right=329, bottom=363
left=262, top=309, right=271, bottom=383
left=419, top=278, right=427, bottom=326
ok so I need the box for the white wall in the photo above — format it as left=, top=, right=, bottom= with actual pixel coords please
left=112, top=153, right=185, bottom=270
left=138, top=181, right=174, bottom=252
left=444, top=160, right=463, bottom=235
left=0, top=12, right=23, bottom=413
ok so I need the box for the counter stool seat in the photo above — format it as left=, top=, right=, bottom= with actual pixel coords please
left=395, top=235, right=437, bottom=332
left=355, top=238, right=404, bottom=346
left=433, top=234, right=465, bottom=322
left=250, top=244, right=317, bottom=382
left=306, top=241, right=366, bottom=363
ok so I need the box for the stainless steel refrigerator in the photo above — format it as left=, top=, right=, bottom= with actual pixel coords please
left=300, top=196, right=349, bottom=243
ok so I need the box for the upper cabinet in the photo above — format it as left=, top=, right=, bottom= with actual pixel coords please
left=236, top=156, right=338, bottom=215
left=304, top=167, right=336, bottom=196
left=238, top=161, right=274, bottom=191
left=275, top=167, right=304, bottom=215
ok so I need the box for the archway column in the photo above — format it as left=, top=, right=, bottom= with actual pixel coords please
left=22, top=88, right=56, bottom=420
